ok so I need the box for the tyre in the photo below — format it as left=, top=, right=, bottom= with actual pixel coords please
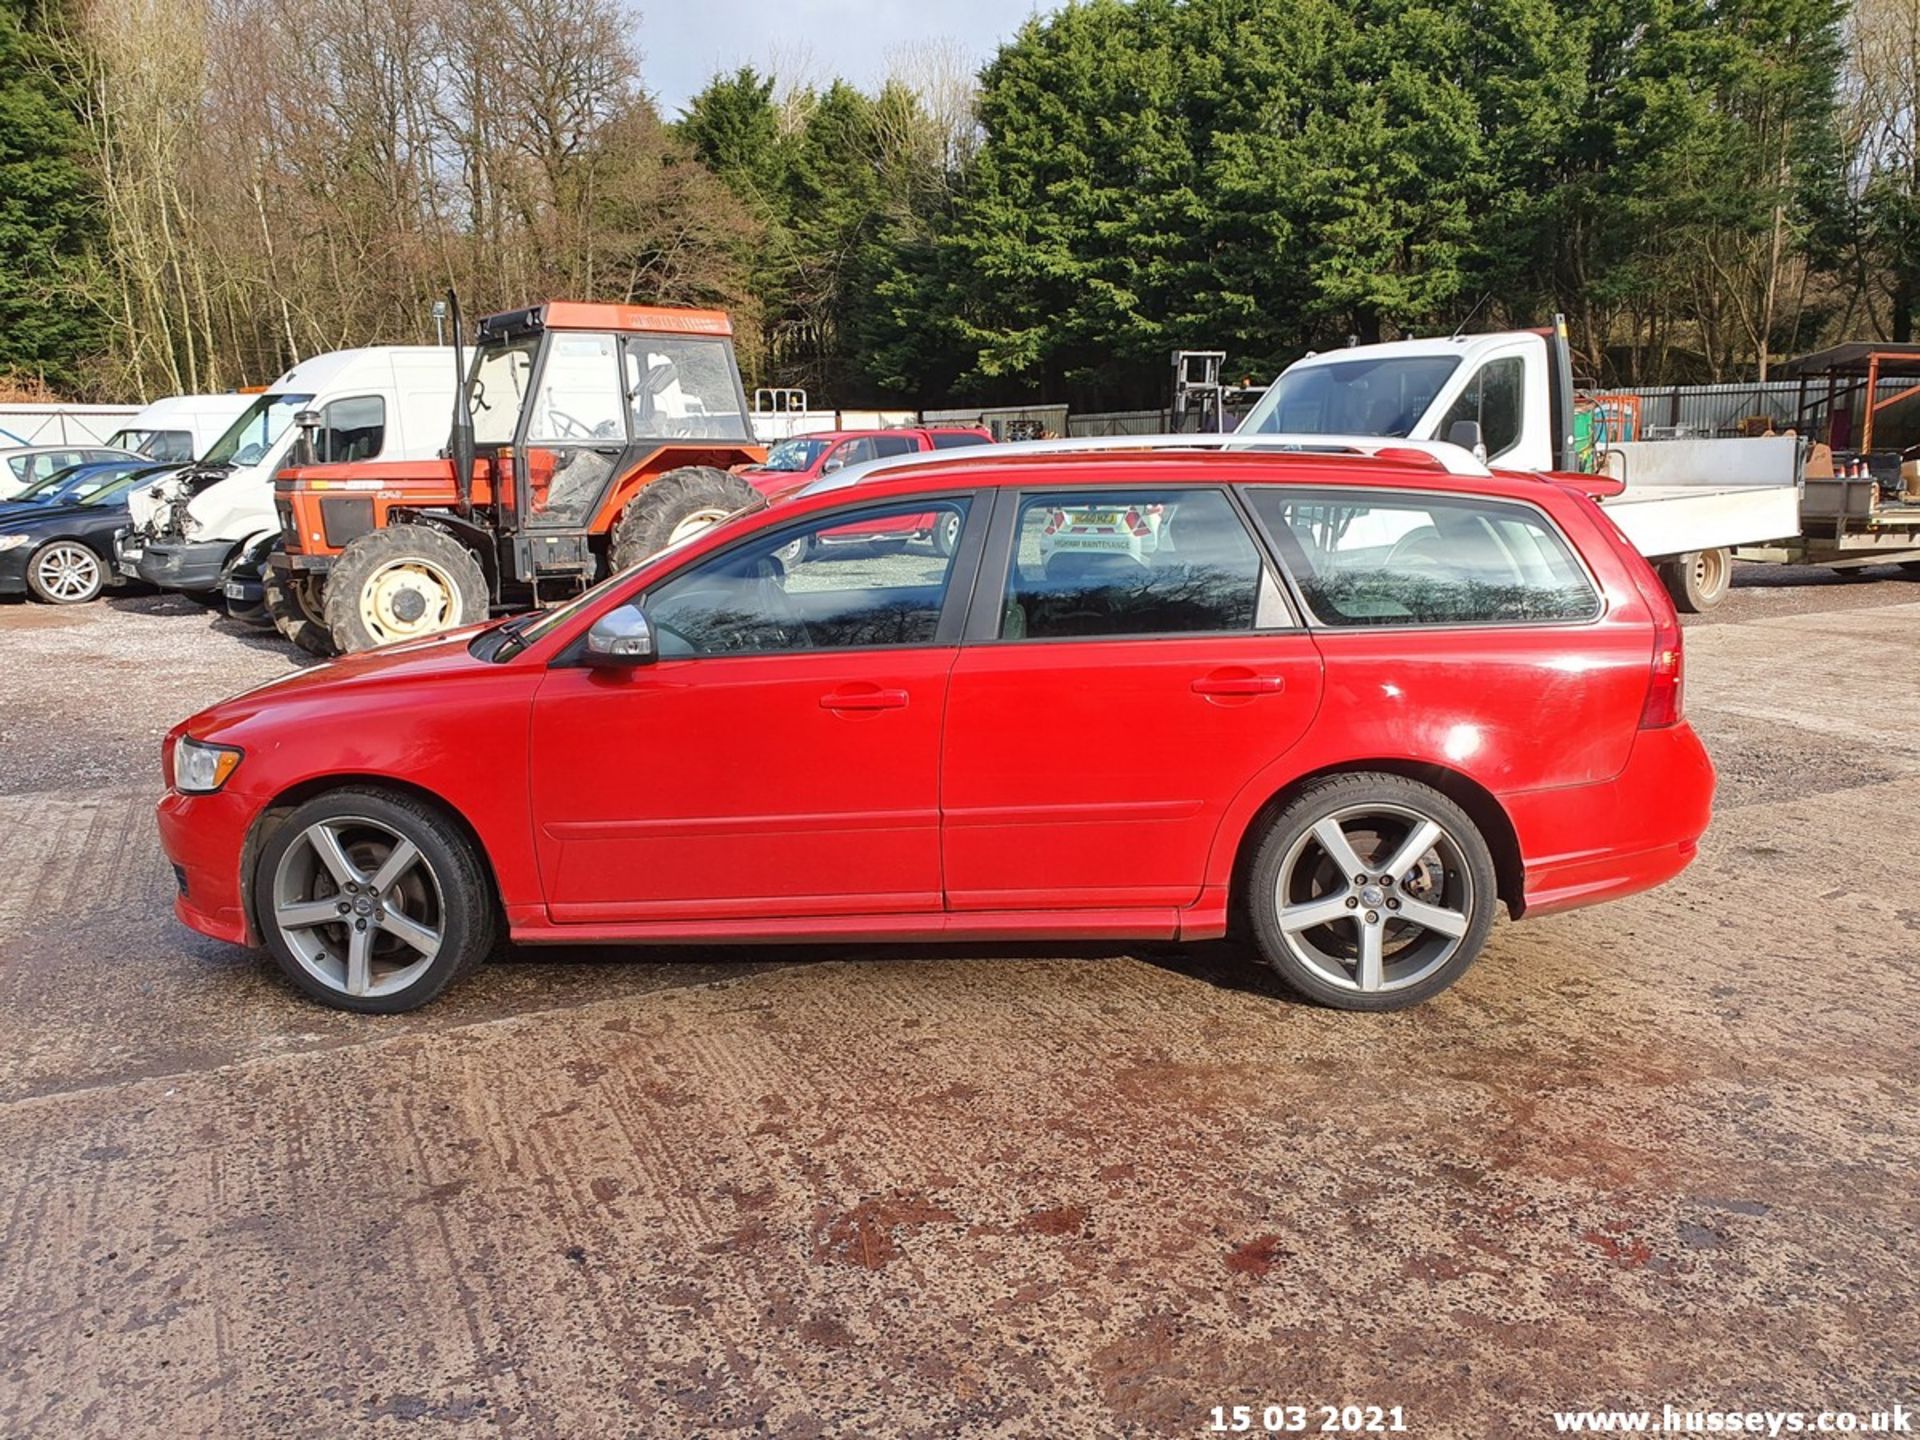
left=1246, top=773, right=1498, bottom=1011
left=930, top=509, right=962, bottom=557
left=26, top=540, right=106, bottom=604
left=254, top=787, right=498, bottom=1013
left=608, top=466, right=762, bottom=572
left=1659, top=547, right=1731, bottom=612
left=324, top=524, right=490, bottom=653
left=263, top=563, right=336, bottom=656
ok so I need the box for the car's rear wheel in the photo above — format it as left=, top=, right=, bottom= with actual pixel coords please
left=264, top=564, right=336, bottom=656
left=1247, top=774, right=1497, bottom=1010
left=26, top=541, right=105, bottom=604
left=255, top=788, right=497, bottom=1013
left=930, top=510, right=962, bottom=557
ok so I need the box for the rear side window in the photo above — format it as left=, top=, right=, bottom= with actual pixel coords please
left=871, top=435, right=917, bottom=458
left=931, top=432, right=990, bottom=450
left=1246, top=489, right=1597, bottom=627
left=1002, top=488, right=1272, bottom=640
left=314, top=396, right=386, bottom=463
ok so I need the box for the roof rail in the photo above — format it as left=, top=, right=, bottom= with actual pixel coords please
left=801, top=431, right=1491, bottom=497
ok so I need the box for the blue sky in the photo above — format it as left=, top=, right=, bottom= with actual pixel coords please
left=639, top=0, right=1049, bottom=116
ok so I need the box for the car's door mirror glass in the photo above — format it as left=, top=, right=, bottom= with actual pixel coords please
left=582, top=603, right=656, bottom=666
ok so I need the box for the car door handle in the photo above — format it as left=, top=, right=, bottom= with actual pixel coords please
left=1191, top=672, right=1288, bottom=696
left=820, top=687, right=910, bottom=711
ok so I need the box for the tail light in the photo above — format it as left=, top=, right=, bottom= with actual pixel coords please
left=1642, top=611, right=1684, bottom=728
left=1582, top=493, right=1685, bottom=729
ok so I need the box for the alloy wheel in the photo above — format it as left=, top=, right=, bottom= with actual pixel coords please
left=1273, top=801, right=1474, bottom=994
left=33, top=543, right=102, bottom=602
left=269, top=816, right=444, bottom=999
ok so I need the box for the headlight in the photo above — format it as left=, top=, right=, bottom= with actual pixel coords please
left=0, top=535, right=31, bottom=551
left=172, top=737, right=244, bottom=793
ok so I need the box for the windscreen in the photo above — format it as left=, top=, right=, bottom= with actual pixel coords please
left=203, top=393, right=315, bottom=467
left=1240, top=355, right=1461, bottom=438
left=759, top=438, right=830, bottom=472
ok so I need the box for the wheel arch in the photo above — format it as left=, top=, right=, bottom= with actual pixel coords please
left=1221, top=759, right=1527, bottom=928
left=241, top=773, right=505, bottom=943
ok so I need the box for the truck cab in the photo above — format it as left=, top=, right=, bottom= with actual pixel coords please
left=1239, top=330, right=1566, bottom=472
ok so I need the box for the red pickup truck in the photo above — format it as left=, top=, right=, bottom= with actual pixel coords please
left=739, top=426, right=995, bottom=557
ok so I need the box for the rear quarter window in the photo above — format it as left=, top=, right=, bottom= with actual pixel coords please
left=1246, top=488, right=1598, bottom=627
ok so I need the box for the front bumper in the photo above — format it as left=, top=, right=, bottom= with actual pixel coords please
left=112, top=526, right=142, bottom=579
left=136, top=538, right=231, bottom=593
left=156, top=785, right=262, bottom=947
left=269, top=548, right=334, bottom=577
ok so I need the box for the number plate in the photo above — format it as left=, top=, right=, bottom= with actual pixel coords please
left=224, top=581, right=249, bottom=599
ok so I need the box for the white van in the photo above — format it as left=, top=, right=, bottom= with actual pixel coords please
left=121, top=347, right=458, bottom=595
left=105, top=394, right=256, bottom=464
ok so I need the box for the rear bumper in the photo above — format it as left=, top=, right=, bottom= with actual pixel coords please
left=1506, top=722, right=1715, bottom=917
left=156, top=787, right=262, bottom=946
left=137, top=538, right=230, bottom=592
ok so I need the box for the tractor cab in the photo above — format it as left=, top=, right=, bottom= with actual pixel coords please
left=268, top=300, right=766, bottom=655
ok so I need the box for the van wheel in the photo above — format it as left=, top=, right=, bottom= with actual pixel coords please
left=255, top=787, right=497, bottom=1013
left=1247, top=774, right=1497, bottom=1011
left=325, top=524, right=489, bottom=653
left=609, top=467, right=762, bottom=572
left=1660, top=547, right=1731, bottom=612
left=264, top=565, right=337, bottom=656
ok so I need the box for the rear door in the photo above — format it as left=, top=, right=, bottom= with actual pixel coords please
left=940, top=484, right=1326, bottom=911
left=1243, top=486, right=1648, bottom=789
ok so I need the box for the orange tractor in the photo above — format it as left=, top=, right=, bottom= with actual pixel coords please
left=266, top=299, right=767, bottom=653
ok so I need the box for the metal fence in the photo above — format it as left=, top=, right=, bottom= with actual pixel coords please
left=1594, top=378, right=1920, bottom=448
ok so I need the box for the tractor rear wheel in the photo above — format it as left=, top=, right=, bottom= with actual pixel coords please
left=265, top=564, right=337, bottom=657
left=608, top=466, right=761, bottom=573
left=325, top=524, right=490, bottom=653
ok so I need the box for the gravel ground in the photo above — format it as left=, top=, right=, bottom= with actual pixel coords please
left=0, top=567, right=1916, bottom=1438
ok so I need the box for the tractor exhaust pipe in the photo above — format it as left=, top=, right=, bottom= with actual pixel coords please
left=447, top=289, right=475, bottom=519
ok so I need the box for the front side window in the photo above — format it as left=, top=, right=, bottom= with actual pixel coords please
left=1246, top=489, right=1597, bottom=627
left=1241, top=356, right=1460, bottom=438
left=530, top=332, right=625, bottom=443
left=626, top=336, right=749, bottom=441
left=205, top=393, right=314, bottom=467
left=1439, top=356, right=1524, bottom=458
left=312, top=396, right=386, bottom=463
left=645, top=497, right=972, bottom=657
left=1002, top=488, right=1269, bottom=640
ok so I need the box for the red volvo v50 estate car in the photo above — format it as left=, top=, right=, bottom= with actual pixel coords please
left=158, top=443, right=1713, bottom=1014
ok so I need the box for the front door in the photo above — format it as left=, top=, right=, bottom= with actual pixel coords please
left=529, top=493, right=981, bottom=924
left=941, top=485, right=1325, bottom=911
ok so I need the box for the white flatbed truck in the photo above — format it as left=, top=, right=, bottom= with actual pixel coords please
left=1234, top=320, right=1880, bottom=610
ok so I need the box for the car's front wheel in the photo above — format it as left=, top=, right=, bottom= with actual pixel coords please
left=26, top=540, right=106, bottom=604
left=1247, top=774, right=1497, bottom=1010
left=255, top=788, right=498, bottom=1013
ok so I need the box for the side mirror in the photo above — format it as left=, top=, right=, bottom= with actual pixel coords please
left=821, top=455, right=845, bottom=474
left=1445, top=419, right=1488, bottom=461
left=582, top=604, right=655, bottom=666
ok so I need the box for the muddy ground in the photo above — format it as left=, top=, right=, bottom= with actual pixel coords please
left=0, top=564, right=1916, bottom=1438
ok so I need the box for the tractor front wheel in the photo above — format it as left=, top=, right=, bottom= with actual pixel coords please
left=609, top=466, right=762, bottom=573
left=265, top=564, right=337, bottom=657
left=324, top=524, right=490, bottom=653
